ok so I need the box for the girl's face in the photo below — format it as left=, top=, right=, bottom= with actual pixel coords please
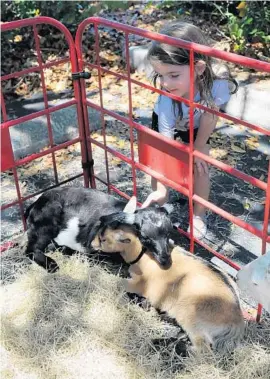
left=152, top=62, right=191, bottom=98
left=152, top=61, right=205, bottom=99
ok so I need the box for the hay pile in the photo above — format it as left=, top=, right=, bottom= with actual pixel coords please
left=1, top=246, right=270, bottom=379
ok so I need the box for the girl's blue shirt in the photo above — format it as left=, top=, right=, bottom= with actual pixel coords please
left=154, top=79, right=230, bottom=138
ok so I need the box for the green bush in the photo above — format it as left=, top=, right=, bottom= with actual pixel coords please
left=1, top=1, right=131, bottom=25
left=215, top=1, right=270, bottom=53
left=154, top=1, right=269, bottom=54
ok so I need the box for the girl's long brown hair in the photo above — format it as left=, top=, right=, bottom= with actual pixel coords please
left=147, top=21, right=238, bottom=119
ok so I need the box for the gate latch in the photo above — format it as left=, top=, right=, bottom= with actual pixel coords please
left=82, top=159, right=94, bottom=169
left=72, top=71, right=91, bottom=80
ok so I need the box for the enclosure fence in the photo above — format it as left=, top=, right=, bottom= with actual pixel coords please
left=1, top=17, right=270, bottom=320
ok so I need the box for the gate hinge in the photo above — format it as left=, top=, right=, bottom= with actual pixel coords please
left=82, top=159, right=94, bottom=169
left=72, top=71, right=91, bottom=80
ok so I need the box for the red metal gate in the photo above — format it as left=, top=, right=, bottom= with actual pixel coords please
left=1, top=17, right=270, bottom=319
left=75, top=17, right=270, bottom=321
left=1, top=17, right=91, bottom=251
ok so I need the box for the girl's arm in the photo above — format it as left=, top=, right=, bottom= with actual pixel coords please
left=195, top=78, right=230, bottom=149
left=193, top=111, right=218, bottom=176
left=141, top=177, right=168, bottom=208
left=194, top=111, right=218, bottom=150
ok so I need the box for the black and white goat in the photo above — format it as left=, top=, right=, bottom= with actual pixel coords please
left=24, top=187, right=174, bottom=273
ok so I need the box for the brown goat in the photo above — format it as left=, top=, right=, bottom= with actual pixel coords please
left=92, top=225, right=245, bottom=353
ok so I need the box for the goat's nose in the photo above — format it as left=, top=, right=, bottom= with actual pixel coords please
left=91, top=235, right=100, bottom=249
left=161, top=255, right=172, bottom=269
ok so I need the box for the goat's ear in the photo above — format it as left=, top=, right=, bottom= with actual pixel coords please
left=99, top=212, right=136, bottom=228
left=114, top=231, right=131, bottom=244
left=161, top=203, right=174, bottom=214
left=173, top=222, right=180, bottom=229
left=123, top=196, right=137, bottom=214
left=88, top=220, right=102, bottom=243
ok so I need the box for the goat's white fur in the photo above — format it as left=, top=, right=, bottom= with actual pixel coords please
left=54, top=217, right=85, bottom=253
left=53, top=196, right=137, bottom=253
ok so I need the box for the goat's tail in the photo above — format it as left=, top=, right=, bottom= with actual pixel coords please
left=211, top=320, right=245, bottom=353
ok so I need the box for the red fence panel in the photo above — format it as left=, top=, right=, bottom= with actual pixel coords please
left=1, top=16, right=269, bottom=321
left=1, top=17, right=91, bottom=238
left=75, top=17, right=270, bottom=320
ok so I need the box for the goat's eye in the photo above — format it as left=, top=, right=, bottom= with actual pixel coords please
left=118, top=238, right=131, bottom=244
left=99, top=236, right=106, bottom=244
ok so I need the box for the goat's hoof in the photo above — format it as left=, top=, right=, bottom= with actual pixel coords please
left=47, top=262, right=59, bottom=273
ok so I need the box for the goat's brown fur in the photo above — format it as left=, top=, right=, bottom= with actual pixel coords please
left=92, top=226, right=245, bottom=353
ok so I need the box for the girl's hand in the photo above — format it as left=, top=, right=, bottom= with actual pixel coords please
left=194, top=144, right=210, bottom=176
left=194, top=155, right=209, bottom=176
left=141, top=190, right=168, bottom=208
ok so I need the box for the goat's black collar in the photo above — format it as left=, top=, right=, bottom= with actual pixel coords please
left=128, top=246, right=147, bottom=265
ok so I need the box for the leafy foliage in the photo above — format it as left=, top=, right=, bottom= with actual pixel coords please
left=155, top=1, right=269, bottom=54
left=216, top=1, right=270, bottom=53
left=1, top=1, right=131, bottom=25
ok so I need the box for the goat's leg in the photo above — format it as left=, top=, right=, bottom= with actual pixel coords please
left=61, top=246, right=75, bottom=256
left=187, top=333, right=212, bottom=354
left=123, top=278, right=144, bottom=296
left=175, top=315, right=212, bottom=354
left=25, top=231, right=59, bottom=272
left=27, top=248, right=59, bottom=273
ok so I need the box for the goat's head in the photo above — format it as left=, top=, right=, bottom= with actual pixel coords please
left=91, top=198, right=174, bottom=268
left=92, top=224, right=138, bottom=255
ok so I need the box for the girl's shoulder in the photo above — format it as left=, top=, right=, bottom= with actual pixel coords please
left=157, top=93, right=173, bottom=104
left=154, top=93, right=173, bottom=114
left=211, top=79, right=231, bottom=106
left=212, top=79, right=230, bottom=93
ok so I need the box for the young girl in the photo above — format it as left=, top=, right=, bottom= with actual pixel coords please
left=141, top=21, right=237, bottom=239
